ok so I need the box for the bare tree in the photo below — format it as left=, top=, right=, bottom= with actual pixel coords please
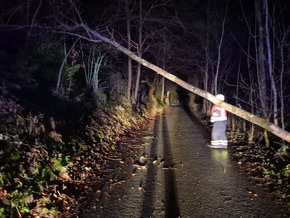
left=213, top=1, right=227, bottom=95
left=55, top=38, right=79, bottom=94
left=255, top=0, right=268, bottom=119
left=264, top=0, right=278, bottom=125
left=134, top=0, right=143, bottom=102
left=132, top=0, right=171, bottom=102
left=125, top=0, right=133, bottom=99
left=190, top=0, right=232, bottom=117
left=81, top=44, right=105, bottom=94
left=276, top=27, right=290, bottom=130
left=269, top=1, right=290, bottom=130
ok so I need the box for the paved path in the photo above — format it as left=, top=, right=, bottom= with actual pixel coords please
left=81, top=106, right=290, bottom=218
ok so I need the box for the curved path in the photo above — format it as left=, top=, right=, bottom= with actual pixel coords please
left=81, top=106, right=290, bottom=218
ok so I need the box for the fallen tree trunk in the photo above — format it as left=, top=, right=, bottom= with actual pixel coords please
left=78, top=24, right=290, bottom=143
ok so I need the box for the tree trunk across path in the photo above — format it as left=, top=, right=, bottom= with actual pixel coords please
left=80, top=106, right=289, bottom=218
left=78, top=26, right=290, bottom=143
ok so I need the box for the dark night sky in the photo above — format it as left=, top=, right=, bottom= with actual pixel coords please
left=1, top=0, right=290, bottom=87
left=1, top=0, right=289, bottom=56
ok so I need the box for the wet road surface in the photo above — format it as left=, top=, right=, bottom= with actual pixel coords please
left=80, top=106, right=290, bottom=218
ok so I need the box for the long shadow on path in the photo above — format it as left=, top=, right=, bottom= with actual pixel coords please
left=140, top=112, right=180, bottom=217
left=80, top=106, right=290, bottom=218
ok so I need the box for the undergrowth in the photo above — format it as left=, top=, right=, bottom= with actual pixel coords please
left=227, top=129, right=290, bottom=207
left=0, top=93, right=162, bottom=218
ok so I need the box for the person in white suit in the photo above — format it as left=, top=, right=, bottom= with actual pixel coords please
left=209, top=94, right=228, bottom=149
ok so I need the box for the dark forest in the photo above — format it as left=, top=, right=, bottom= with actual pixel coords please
left=1, top=0, right=290, bottom=217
